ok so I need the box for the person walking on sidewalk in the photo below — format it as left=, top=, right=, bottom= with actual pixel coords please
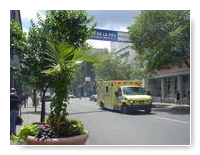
left=188, top=90, right=190, bottom=105
left=175, top=91, right=180, bottom=105
left=20, top=92, right=27, bottom=108
left=10, top=88, right=22, bottom=135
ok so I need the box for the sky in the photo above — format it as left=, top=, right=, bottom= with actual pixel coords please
left=20, top=10, right=140, bottom=50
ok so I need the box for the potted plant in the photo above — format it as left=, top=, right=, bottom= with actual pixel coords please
left=11, top=41, right=96, bottom=145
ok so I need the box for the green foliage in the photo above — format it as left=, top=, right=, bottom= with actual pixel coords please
left=44, top=10, right=96, bottom=48
left=42, top=42, right=73, bottom=120
left=46, top=117, right=87, bottom=137
left=69, top=64, right=84, bottom=92
left=10, top=21, right=27, bottom=59
left=94, top=51, right=133, bottom=81
left=42, top=41, right=97, bottom=127
left=11, top=124, right=39, bottom=143
left=10, top=20, right=24, bottom=43
left=21, top=23, right=49, bottom=91
left=128, top=10, right=190, bottom=73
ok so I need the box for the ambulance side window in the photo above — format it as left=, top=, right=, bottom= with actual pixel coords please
left=118, top=88, right=122, bottom=96
left=106, top=86, right=109, bottom=93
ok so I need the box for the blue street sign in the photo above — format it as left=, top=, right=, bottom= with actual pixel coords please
left=90, top=29, right=118, bottom=41
left=90, top=29, right=132, bottom=43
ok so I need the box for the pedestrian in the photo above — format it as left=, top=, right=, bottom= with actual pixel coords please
left=79, top=92, right=82, bottom=100
left=10, top=88, right=22, bottom=135
left=20, top=92, right=27, bottom=108
left=25, top=93, right=28, bottom=106
left=147, top=91, right=151, bottom=95
left=188, top=90, right=190, bottom=105
left=36, top=94, right=41, bottom=106
left=175, top=91, right=180, bottom=105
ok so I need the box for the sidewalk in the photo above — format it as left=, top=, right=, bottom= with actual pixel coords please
left=10, top=98, right=43, bottom=145
left=152, top=102, right=190, bottom=111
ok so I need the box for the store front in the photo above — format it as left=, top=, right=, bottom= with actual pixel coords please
left=146, top=63, right=190, bottom=104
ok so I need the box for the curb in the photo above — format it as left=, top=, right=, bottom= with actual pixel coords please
left=152, top=102, right=190, bottom=111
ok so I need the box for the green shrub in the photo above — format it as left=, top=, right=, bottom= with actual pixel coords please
left=11, top=124, right=39, bottom=143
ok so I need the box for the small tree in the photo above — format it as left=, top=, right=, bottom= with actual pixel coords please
left=42, top=41, right=96, bottom=134
left=69, top=64, right=84, bottom=95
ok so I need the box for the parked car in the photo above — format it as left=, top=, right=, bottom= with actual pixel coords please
left=90, top=94, right=97, bottom=102
left=69, top=94, right=76, bottom=98
left=45, top=92, right=52, bottom=102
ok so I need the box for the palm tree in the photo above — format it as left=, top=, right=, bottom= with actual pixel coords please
left=42, top=41, right=96, bottom=131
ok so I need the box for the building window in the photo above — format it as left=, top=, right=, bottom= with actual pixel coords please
left=183, top=76, right=187, bottom=83
left=182, top=75, right=190, bottom=98
left=11, top=10, right=16, bottom=20
left=167, top=78, right=170, bottom=91
left=149, top=79, right=161, bottom=97
left=120, top=51, right=130, bottom=58
left=174, top=78, right=178, bottom=91
left=164, top=78, right=171, bottom=97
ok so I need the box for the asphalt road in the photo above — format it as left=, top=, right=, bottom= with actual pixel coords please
left=15, top=98, right=189, bottom=145
left=66, top=98, right=190, bottom=145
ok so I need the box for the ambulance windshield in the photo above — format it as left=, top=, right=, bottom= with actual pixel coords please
left=122, top=87, right=146, bottom=95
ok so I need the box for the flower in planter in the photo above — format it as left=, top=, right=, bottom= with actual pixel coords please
left=46, top=117, right=87, bottom=138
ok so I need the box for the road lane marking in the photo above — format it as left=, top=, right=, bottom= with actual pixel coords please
left=155, top=116, right=189, bottom=124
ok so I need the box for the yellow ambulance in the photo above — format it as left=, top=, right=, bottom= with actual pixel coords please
left=97, top=80, right=152, bottom=114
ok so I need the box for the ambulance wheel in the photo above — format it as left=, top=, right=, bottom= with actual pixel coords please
left=122, top=105, right=129, bottom=114
left=145, top=108, right=151, bottom=113
left=100, top=102, right=105, bottom=109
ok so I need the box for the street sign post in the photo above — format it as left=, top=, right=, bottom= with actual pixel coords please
left=90, top=29, right=132, bottom=43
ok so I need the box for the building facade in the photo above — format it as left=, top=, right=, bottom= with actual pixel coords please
left=145, top=61, right=190, bottom=104
left=10, top=10, right=22, bottom=94
left=111, top=42, right=137, bottom=67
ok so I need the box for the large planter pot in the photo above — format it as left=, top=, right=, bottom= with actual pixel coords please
left=26, top=133, right=89, bottom=145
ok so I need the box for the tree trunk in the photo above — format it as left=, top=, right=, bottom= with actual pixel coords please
left=40, top=89, right=47, bottom=123
left=184, top=59, right=190, bottom=68
left=33, top=89, right=37, bottom=112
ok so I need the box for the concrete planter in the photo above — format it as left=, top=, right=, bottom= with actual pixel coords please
left=26, top=133, right=89, bottom=145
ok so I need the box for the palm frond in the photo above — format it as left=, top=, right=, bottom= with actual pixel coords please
left=43, top=41, right=98, bottom=77
left=46, top=41, right=60, bottom=64
left=56, top=44, right=75, bottom=61
left=72, top=47, right=99, bottom=63
left=78, top=57, right=99, bottom=63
